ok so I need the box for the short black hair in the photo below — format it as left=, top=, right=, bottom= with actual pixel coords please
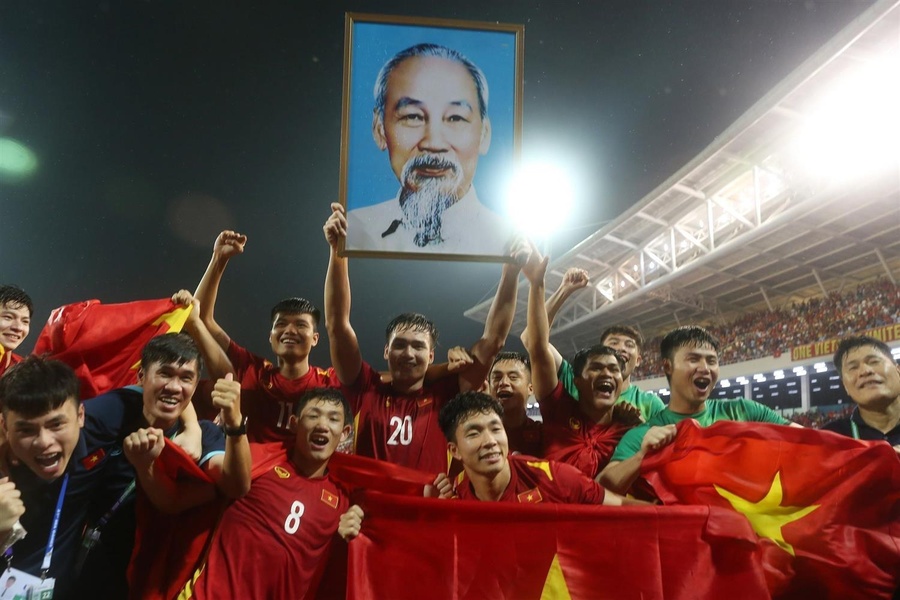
left=439, top=391, right=503, bottom=443
left=834, top=336, right=895, bottom=373
left=660, top=326, right=720, bottom=362
left=140, top=333, right=202, bottom=374
left=571, top=344, right=625, bottom=376
left=270, top=298, right=321, bottom=328
left=491, top=351, right=531, bottom=373
left=0, top=285, right=33, bottom=318
left=0, top=356, right=80, bottom=418
left=293, top=387, right=352, bottom=425
left=599, top=325, right=644, bottom=353
left=385, top=313, right=438, bottom=347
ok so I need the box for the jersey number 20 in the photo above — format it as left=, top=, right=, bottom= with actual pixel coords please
left=387, top=415, right=413, bottom=446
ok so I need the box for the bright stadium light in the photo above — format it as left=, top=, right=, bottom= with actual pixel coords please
left=791, top=51, right=900, bottom=184
left=814, top=362, right=828, bottom=373
left=720, top=379, right=731, bottom=388
left=0, top=137, right=38, bottom=182
left=773, top=370, right=785, bottom=380
left=504, top=161, right=575, bottom=239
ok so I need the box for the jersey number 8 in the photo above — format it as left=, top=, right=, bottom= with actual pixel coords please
left=284, top=501, right=305, bottom=534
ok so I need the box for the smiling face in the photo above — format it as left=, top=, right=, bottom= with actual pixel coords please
left=3, top=398, right=84, bottom=481
left=290, top=398, right=351, bottom=478
left=489, top=359, right=533, bottom=416
left=139, top=359, right=199, bottom=429
left=601, top=332, right=641, bottom=382
left=384, top=327, right=434, bottom=391
left=449, top=409, right=509, bottom=479
left=269, top=312, right=319, bottom=362
left=0, top=301, right=31, bottom=353
left=840, top=345, right=900, bottom=409
left=665, top=344, right=719, bottom=412
left=374, top=55, right=491, bottom=202
left=574, top=353, right=624, bottom=420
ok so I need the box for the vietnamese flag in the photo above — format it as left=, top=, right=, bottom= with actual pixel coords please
left=347, top=491, right=768, bottom=599
left=328, top=450, right=435, bottom=496
left=640, top=420, right=900, bottom=599
left=33, top=298, right=191, bottom=399
left=129, top=440, right=294, bottom=600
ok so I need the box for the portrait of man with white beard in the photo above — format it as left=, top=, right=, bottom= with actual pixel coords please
left=345, top=42, right=516, bottom=258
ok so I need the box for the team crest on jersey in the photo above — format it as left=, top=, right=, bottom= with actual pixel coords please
left=81, top=448, right=106, bottom=470
left=569, top=417, right=582, bottom=431
left=321, top=489, right=339, bottom=509
left=316, top=368, right=330, bottom=378
left=274, top=466, right=291, bottom=479
left=417, top=397, right=432, bottom=408
left=517, top=487, right=543, bottom=504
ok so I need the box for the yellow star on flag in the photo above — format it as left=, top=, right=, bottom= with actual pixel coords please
left=715, top=471, right=819, bottom=556
left=540, top=554, right=572, bottom=600
left=152, top=304, right=192, bottom=332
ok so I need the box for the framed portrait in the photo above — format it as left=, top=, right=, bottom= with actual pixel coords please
left=339, top=13, right=524, bottom=262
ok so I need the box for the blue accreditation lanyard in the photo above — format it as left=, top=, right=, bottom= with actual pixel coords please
left=41, top=473, right=69, bottom=577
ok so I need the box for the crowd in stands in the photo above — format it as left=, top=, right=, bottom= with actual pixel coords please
left=787, top=405, right=854, bottom=429
left=633, top=279, right=900, bottom=380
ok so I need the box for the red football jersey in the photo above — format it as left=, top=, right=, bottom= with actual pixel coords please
left=455, top=454, right=606, bottom=504
left=228, top=341, right=338, bottom=443
left=0, top=351, right=23, bottom=378
left=185, top=457, right=349, bottom=599
left=507, top=416, right=543, bottom=457
left=342, top=362, right=458, bottom=476
left=540, top=382, right=630, bottom=478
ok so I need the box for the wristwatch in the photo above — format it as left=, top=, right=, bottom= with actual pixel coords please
left=224, top=415, right=248, bottom=437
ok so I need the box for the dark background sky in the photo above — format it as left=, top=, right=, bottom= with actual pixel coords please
left=0, top=0, right=873, bottom=367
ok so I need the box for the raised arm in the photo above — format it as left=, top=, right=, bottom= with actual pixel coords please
left=193, top=230, right=247, bottom=351
left=323, top=203, right=363, bottom=385
left=520, top=268, right=589, bottom=371
left=521, top=245, right=558, bottom=401
left=204, top=373, right=251, bottom=499
left=174, top=290, right=235, bottom=380
left=460, top=242, right=526, bottom=391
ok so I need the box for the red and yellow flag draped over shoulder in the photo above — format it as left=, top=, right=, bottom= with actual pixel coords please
left=34, top=298, right=192, bottom=399
left=641, top=420, right=900, bottom=599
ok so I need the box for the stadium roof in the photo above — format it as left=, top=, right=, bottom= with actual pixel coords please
left=465, top=0, right=900, bottom=356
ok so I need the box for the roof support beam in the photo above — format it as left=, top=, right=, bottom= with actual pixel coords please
left=812, top=269, right=828, bottom=296
left=875, top=249, right=897, bottom=284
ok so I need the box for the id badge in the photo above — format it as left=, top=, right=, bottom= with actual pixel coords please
left=0, top=567, right=52, bottom=599
left=32, top=578, right=56, bottom=599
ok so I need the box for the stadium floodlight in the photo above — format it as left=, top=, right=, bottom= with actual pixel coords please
left=0, top=137, right=38, bottom=182
left=753, top=373, right=766, bottom=382
left=793, top=367, right=808, bottom=377
left=720, top=379, right=731, bottom=387
left=791, top=51, right=900, bottom=185
left=504, top=161, right=576, bottom=239
left=892, top=347, right=900, bottom=357
left=773, top=370, right=785, bottom=380
left=814, top=362, right=828, bottom=373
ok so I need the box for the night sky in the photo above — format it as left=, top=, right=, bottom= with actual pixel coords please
left=0, top=1, right=873, bottom=367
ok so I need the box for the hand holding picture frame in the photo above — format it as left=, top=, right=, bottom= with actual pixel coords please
left=339, top=13, right=524, bottom=262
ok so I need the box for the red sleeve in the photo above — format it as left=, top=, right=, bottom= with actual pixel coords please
left=538, top=381, right=567, bottom=424
left=552, top=460, right=606, bottom=505
left=226, top=340, right=258, bottom=379
left=339, top=361, right=381, bottom=414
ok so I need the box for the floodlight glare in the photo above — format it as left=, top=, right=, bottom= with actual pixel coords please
left=504, top=161, right=575, bottom=238
left=792, top=52, right=900, bottom=184
left=0, top=137, right=38, bottom=182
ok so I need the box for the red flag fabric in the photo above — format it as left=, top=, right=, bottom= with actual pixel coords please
left=127, top=439, right=223, bottom=600
left=33, top=298, right=191, bottom=399
left=347, top=491, right=767, bottom=600
left=328, top=450, right=435, bottom=496
left=128, top=440, right=294, bottom=600
left=640, top=420, right=900, bottom=599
